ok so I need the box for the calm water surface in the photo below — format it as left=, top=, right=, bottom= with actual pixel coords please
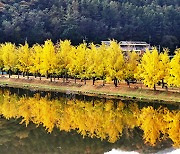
left=0, top=87, right=179, bottom=154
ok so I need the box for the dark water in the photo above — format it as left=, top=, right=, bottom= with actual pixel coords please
left=0, top=87, right=179, bottom=154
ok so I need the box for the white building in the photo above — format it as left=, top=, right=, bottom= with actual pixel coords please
left=119, top=41, right=150, bottom=54
left=101, top=41, right=151, bottom=54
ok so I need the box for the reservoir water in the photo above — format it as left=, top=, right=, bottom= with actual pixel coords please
left=0, top=87, right=179, bottom=154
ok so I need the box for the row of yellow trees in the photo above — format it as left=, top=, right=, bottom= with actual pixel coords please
left=0, top=40, right=179, bottom=90
left=0, top=91, right=179, bottom=147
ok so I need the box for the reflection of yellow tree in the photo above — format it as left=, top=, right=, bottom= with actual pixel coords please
left=0, top=91, right=179, bottom=147
left=163, top=109, right=180, bottom=147
left=138, top=107, right=180, bottom=148
left=137, top=106, right=165, bottom=146
left=0, top=92, right=20, bottom=120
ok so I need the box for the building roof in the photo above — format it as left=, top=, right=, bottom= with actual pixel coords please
left=120, top=41, right=149, bottom=46
left=101, top=41, right=150, bottom=46
left=0, top=2, right=5, bottom=7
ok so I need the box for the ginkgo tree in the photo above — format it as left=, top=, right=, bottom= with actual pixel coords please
left=159, top=49, right=170, bottom=89
left=0, top=39, right=179, bottom=90
left=124, top=51, right=139, bottom=87
left=57, top=40, right=73, bottom=82
left=40, top=40, right=58, bottom=81
left=167, top=49, right=180, bottom=88
left=30, top=44, right=43, bottom=79
left=86, top=43, right=100, bottom=85
left=1, top=42, right=18, bottom=78
left=96, top=43, right=110, bottom=85
left=0, top=44, right=4, bottom=74
left=17, top=42, right=32, bottom=79
left=72, top=42, right=90, bottom=84
left=106, top=41, right=125, bottom=87
left=136, top=48, right=162, bottom=90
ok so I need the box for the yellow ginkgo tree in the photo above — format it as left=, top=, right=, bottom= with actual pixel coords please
left=167, top=49, right=180, bottom=88
left=124, top=51, right=139, bottom=87
left=0, top=44, right=4, bottom=74
left=73, top=42, right=90, bottom=84
left=40, top=40, right=58, bottom=81
left=136, top=48, right=162, bottom=90
left=1, top=42, right=18, bottom=78
left=86, top=43, right=100, bottom=85
left=17, top=42, right=32, bottom=79
left=57, top=40, right=72, bottom=82
left=30, top=44, right=43, bottom=79
left=93, top=43, right=108, bottom=86
left=106, top=41, right=125, bottom=87
left=159, top=49, right=170, bottom=89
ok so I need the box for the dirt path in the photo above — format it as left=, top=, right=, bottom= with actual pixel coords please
left=0, top=75, right=180, bottom=104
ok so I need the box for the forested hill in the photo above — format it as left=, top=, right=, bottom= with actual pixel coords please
left=0, top=0, right=179, bottom=53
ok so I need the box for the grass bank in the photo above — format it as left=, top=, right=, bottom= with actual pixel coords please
left=0, top=76, right=180, bottom=105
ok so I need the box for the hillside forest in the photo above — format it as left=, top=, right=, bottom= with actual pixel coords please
left=0, top=0, right=179, bottom=54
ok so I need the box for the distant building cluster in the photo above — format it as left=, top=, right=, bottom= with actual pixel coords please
left=101, top=41, right=151, bottom=54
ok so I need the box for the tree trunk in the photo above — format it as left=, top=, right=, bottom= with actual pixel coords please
left=40, top=74, right=41, bottom=80
left=165, top=86, right=168, bottom=91
left=84, top=78, right=86, bottom=85
left=46, top=71, right=49, bottom=79
left=58, top=76, right=59, bottom=80
left=8, top=69, right=11, bottom=78
left=103, top=80, right=105, bottom=86
left=63, top=75, right=65, bottom=83
left=153, top=84, right=156, bottom=91
left=1, top=70, right=3, bottom=75
left=27, top=72, right=29, bottom=79
left=162, top=79, right=165, bottom=88
left=18, top=71, right=20, bottom=79
left=54, top=75, right=55, bottom=81
left=126, top=79, right=130, bottom=88
left=92, top=77, right=95, bottom=85
left=23, top=72, right=25, bottom=77
left=65, top=74, right=68, bottom=82
left=35, top=73, right=37, bottom=78
left=50, top=75, right=52, bottom=82
left=114, top=77, right=117, bottom=87
left=74, top=76, right=76, bottom=84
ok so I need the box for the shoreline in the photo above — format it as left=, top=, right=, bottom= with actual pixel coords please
left=0, top=77, right=180, bottom=105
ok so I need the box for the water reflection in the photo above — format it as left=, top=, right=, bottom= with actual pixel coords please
left=0, top=87, right=179, bottom=153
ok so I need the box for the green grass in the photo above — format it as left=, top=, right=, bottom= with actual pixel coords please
left=0, top=79, right=179, bottom=104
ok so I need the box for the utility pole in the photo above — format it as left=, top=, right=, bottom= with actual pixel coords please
left=158, top=45, right=161, bottom=53
left=149, top=35, right=151, bottom=44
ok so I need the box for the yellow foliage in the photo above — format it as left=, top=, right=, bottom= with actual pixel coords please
left=167, top=49, right=180, bottom=87
left=17, top=42, right=32, bottom=73
left=124, top=51, right=139, bottom=80
left=0, top=40, right=178, bottom=90
left=1, top=42, right=18, bottom=71
left=57, top=40, right=72, bottom=75
left=136, top=48, right=161, bottom=89
left=106, top=41, right=125, bottom=80
left=163, top=110, right=180, bottom=147
left=29, top=44, right=43, bottom=75
left=40, top=40, right=57, bottom=76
